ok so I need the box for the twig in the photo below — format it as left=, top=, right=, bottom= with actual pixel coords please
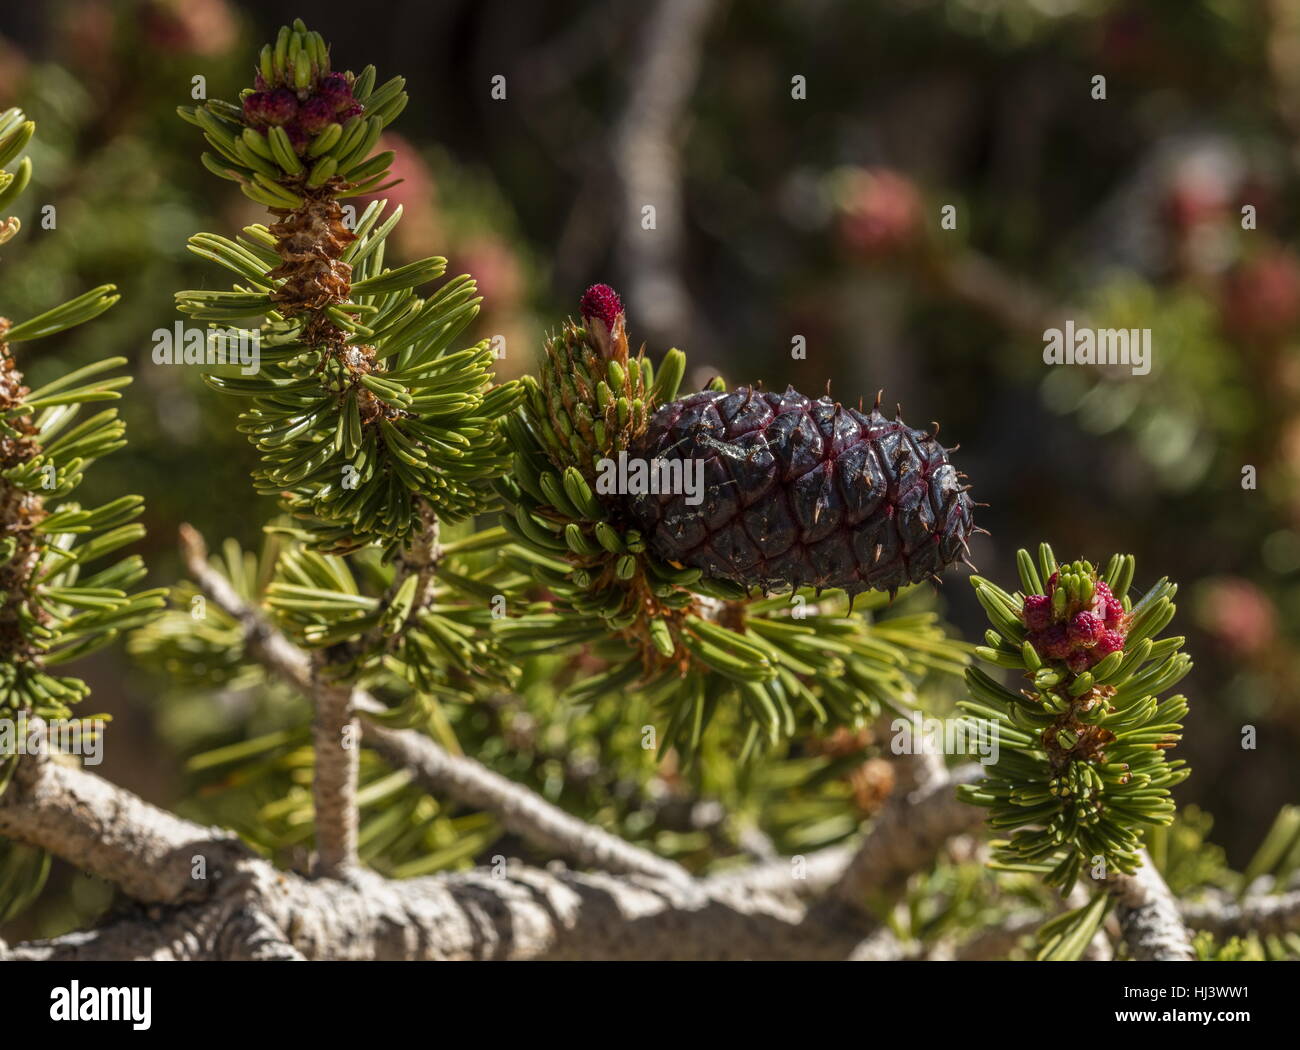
left=179, top=523, right=310, bottom=690
left=360, top=719, right=691, bottom=885
left=309, top=662, right=359, bottom=878
left=181, top=523, right=358, bottom=878
left=178, top=524, right=688, bottom=885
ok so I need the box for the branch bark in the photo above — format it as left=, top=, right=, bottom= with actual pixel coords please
left=1181, top=889, right=1300, bottom=939
left=310, top=663, right=359, bottom=878
left=1104, top=850, right=1196, bottom=961
left=0, top=759, right=866, bottom=960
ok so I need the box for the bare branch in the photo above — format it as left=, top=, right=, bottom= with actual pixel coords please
left=614, top=0, right=716, bottom=350
left=180, top=523, right=689, bottom=885
left=179, top=523, right=311, bottom=690
left=827, top=762, right=984, bottom=908
left=1104, top=850, right=1196, bottom=961
left=0, top=756, right=250, bottom=906
left=0, top=761, right=866, bottom=960
left=361, top=719, right=692, bottom=885
left=1181, top=889, right=1300, bottom=940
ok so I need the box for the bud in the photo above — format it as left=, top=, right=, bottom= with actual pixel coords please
left=579, top=283, right=628, bottom=361
left=1021, top=560, right=1130, bottom=671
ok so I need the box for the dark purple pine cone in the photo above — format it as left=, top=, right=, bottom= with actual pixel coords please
left=627, top=386, right=976, bottom=596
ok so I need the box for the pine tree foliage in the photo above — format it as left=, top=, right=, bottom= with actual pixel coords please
left=111, top=19, right=1296, bottom=964
left=0, top=108, right=165, bottom=914
left=0, top=108, right=164, bottom=779
left=496, top=294, right=970, bottom=761
left=176, top=19, right=522, bottom=558
left=959, top=544, right=1191, bottom=892
left=130, top=534, right=959, bottom=873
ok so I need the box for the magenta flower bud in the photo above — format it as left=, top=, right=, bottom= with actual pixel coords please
left=1066, top=648, right=1092, bottom=674
left=284, top=124, right=310, bottom=154
left=1033, top=624, right=1072, bottom=660
left=1094, top=630, right=1126, bottom=659
left=1068, top=611, right=1104, bottom=647
left=1022, top=594, right=1052, bottom=631
left=242, top=91, right=271, bottom=127
left=298, top=95, right=335, bottom=135
left=264, top=88, right=299, bottom=126
left=319, top=74, right=358, bottom=115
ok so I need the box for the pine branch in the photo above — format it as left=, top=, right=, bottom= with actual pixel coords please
left=0, top=754, right=1010, bottom=960
left=1181, top=889, right=1300, bottom=940
left=310, top=663, right=359, bottom=877
left=827, top=762, right=985, bottom=908
left=0, top=760, right=869, bottom=961
left=178, top=523, right=688, bottom=883
left=179, top=523, right=311, bottom=688
left=360, top=720, right=691, bottom=885
left=0, top=755, right=251, bottom=906
left=1104, top=849, right=1196, bottom=961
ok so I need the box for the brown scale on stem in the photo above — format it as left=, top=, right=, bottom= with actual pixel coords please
left=1040, top=684, right=1118, bottom=770
left=267, top=180, right=356, bottom=319
left=0, top=320, right=50, bottom=664
left=265, top=179, right=400, bottom=425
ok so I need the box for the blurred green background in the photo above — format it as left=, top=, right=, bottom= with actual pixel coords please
left=2, top=0, right=1298, bottom=942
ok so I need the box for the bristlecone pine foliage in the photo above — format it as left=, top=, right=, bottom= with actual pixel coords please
left=0, top=108, right=165, bottom=916
left=178, top=19, right=519, bottom=558
left=175, top=20, right=522, bottom=695
left=497, top=283, right=972, bottom=760
left=959, top=544, right=1191, bottom=892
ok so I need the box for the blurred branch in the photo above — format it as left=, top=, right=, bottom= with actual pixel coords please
left=1265, top=0, right=1300, bottom=175
left=926, top=250, right=1064, bottom=339
left=1181, top=889, right=1300, bottom=939
left=826, top=761, right=984, bottom=908
left=613, top=0, right=717, bottom=350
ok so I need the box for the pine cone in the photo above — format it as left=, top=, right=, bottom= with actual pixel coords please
left=626, top=387, right=975, bottom=596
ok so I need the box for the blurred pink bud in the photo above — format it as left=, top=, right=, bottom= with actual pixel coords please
left=836, top=169, right=923, bottom=259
